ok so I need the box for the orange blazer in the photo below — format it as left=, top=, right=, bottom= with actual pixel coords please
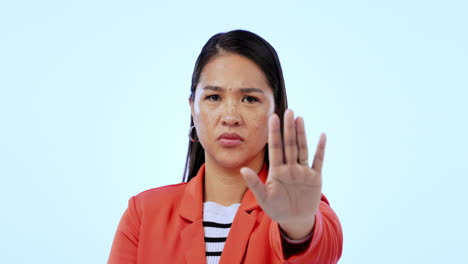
left=108, top=164, right=343, bottom=263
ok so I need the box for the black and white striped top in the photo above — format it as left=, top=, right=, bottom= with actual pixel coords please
left=203, top=201, right=240, bottom=264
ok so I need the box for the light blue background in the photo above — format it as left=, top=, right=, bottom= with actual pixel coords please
left=1, top=0, right=467, bottom=263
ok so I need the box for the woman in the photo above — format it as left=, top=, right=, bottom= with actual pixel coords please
left=108, top=29, right=343, bottom=264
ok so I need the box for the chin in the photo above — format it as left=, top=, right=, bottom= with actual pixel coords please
left=209, top=148, right=265, bottom=170
left=214, top=156, right=248, bottom=169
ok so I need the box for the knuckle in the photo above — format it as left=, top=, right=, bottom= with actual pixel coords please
left=286, top=123, right=295, bottom=129
left=270, top=142, right=282, bottom=149
left=296, top=130, right=306, bottom=136
left=298, top=143, right=308, bottom=149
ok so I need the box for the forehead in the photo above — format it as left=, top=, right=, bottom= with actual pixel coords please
left=197, top=53, right=272, bottom=93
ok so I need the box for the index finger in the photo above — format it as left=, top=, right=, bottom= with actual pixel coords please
left=268, top=114, right=283, bottom=167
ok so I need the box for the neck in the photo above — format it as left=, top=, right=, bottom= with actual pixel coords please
left=204, top=153, right=264, bottom=207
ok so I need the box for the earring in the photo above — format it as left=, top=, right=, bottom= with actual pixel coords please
left=188, top=126, right=198, bottom=142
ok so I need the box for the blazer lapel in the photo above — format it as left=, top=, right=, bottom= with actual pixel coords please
left=219, top=164, right=269, bottom=264
left=178, top=163, right=269, bottom=264
left=179, top=165, right=206, bottom=264
left=180, top=219, right=206, bottom=264
left=219, top=209, right=256, bottom=264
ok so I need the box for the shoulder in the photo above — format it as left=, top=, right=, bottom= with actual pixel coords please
left=133, top=182, right=188, bottom=206
left=123, top=182, right=190, bottom=223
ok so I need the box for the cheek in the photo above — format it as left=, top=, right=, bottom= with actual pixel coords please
left=248, top=112, right=270, bottom=140
left=193, top=106, right=216, bottom=139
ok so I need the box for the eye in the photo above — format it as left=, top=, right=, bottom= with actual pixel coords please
left=242, top=96, right=259, bottom=103
left=206, top=94, right=221, bottom=102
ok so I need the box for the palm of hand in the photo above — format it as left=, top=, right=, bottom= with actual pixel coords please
left=241, top=109, right=326, bottom=226
left=261, top=164, right=322, bottom=224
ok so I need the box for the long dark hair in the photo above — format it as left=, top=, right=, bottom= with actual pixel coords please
left=183, top=29, right=288, bottom=182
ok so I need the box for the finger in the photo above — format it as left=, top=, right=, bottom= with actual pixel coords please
left=268, top=114, right=283, bottom=167
left=296, top=116, right=309, bottom=165
left=283, top=109, right=298, bottom=164
left=312, top=133, right=327, bottom=172
left=240, top=167, right=266, bottom=203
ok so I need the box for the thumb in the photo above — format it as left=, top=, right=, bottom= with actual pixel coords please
left=240, top=167, right=266, bottom=203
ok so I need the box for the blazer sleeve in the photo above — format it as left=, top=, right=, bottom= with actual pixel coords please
left=108, top=196, right=142, bottom=264
left=269, top=197, right=343, bottom=264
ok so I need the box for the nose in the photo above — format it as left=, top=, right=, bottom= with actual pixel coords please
left=221, top=101, right=242, bottom=127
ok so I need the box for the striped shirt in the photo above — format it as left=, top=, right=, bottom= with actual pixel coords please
left=202, top=201, right=314, bottom=263
left=203, top=201, right=240, bottom=264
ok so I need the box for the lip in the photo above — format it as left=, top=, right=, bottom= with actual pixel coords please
left=218, top=132, right=244, bottom=147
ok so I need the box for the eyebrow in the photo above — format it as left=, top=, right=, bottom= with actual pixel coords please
left=203, top=86, right=264, bottom=94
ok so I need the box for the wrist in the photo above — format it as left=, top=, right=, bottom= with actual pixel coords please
left=278, top=217, right=315, bottom=240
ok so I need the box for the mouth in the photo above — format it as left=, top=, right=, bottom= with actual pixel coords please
left=218, top=132, right=244, bottom=147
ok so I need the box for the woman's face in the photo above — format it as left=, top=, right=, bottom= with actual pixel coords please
left=190, top=53, right=275, bottom=169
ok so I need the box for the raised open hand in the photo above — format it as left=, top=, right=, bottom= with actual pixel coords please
left=240, top=109, right=326, bottom=239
